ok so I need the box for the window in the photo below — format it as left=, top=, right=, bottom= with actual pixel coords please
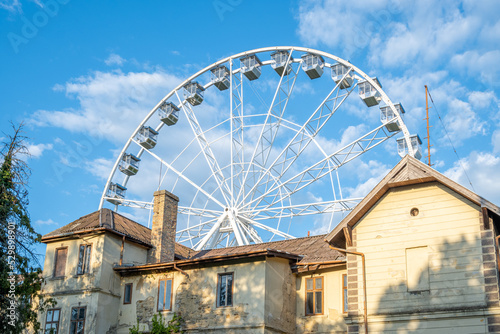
left=44, top=308, right=60, bottom=334
left=69, top=306, right=86, bottom=334
left=217, top=273, right=233, bottom=307
left=406, top=246, right=429, bottom=291
left=342, top=274, right=348, bottom=313
left=157, top=279, right=173, bottom=311
left=77, top=244, right=92, bottom=275
left=53, top=248, right=67, bottom=278
left=305, top=276, right=323, bottom=315
left=124, top=283, right=133, bottom=304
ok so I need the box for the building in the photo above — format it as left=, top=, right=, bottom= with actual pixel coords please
left=38, top=156, right=500, bottom=333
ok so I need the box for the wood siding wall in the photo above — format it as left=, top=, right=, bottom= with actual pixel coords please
left=348, top=182, right=500, bottom=333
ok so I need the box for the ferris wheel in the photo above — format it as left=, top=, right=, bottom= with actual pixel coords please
left=98, top=46, right=422, bottom=250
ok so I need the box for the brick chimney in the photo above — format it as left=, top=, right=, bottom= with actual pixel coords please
left=147, top=190, right=179, bottom=263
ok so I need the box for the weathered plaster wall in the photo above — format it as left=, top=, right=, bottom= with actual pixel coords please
left=295, top=267, right=347, bottom=333
left=41, top=234, right=104, bottom=295
left=39, top=233, right=130, bottom=333
left=122, top=239, right=148, bottom=265
left=264, top=257, right=295, bottom=333
left=116, top=260, right=268, bottom=334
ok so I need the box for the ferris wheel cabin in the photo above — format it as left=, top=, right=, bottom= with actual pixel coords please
left=331, top=63, right=353, bottom=89
left=106, top=183, right=126, bottom=205
left=380, top=103, right=405, bottom=132
left=397, top=134, right=423, bottom=160
left=136, top=126, right=158, bottom=150
left=358, top=78, right=382, bottom=107
left=211, top=65, right=230, bottom=91
left=184, top=82, right=205, bottom=106
left=158, top=101, right=180, bottom=126
left=271, top=50, right=292, bottom=77
left=240, top=54, right=262, bottom=81
left=301, top=53, right=325, bottom=79
left=119, top=153, right=140, bottom=176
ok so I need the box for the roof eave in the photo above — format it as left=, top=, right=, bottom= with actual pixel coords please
left=41, top=227, right=153, bottom=248
left=114, top=249, right=302, bottom=275
left=325, top=155, right=500, bottom=245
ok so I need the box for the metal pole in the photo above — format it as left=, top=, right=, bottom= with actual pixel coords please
left=425, top=85, right=432, bottom=166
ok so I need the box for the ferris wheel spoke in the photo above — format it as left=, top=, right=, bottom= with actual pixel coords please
left=230, top=62, right=245, bottom=206
left=240, top=71, right=356, bottom=206
left=245, top=123, right=397, bottom=211
left=195, top=211, right=228, bottom=251
left=238, top=219, right=263, bottom=244
left=177, top=217, right=218, bottom=234
left=177, top=206, right=222, bottom=218
left=175, top=91, right=232, bottom=206
left=133, top=138, right=226, bottom=209
left=249, top=198, right=362, bottom=220
left=239, top=216, right=295, bottom=240
left=236, top=51, right=299, bottom=204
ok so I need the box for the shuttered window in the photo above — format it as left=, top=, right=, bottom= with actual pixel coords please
left=406, top=246, right=430, bottom=291
left=53, top=248, right=67, bottom=278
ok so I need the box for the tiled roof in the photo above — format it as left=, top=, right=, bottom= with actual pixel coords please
left=189, top=234, right=344, bottom=264
left=41, top=209, right=189, bottom=258
left=42, top=209, right=343, bottom=265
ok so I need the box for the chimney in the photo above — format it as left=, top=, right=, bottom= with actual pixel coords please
left=147, top=190, right=179, bottom=263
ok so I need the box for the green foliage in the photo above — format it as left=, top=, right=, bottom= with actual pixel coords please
left=0, top=123, right=56, bottom=333
left=129, top=313, right=184, bottom=334
left=129, top=320, right=141, bottom=334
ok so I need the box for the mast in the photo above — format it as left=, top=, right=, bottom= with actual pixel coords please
left=424, top=85, right=432, bottom=166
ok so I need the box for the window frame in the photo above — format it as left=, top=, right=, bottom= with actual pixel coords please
left=53, top=247, right=68, bottom=278
left=305, top=276, right=324, bottom=316
left=44, top=308, right=61, bottom=334
left=157, top=278, right=173, bottom=312
left=124, top=283, right=133, bottom=305
left=69, top=306, right=86, bottom=334
left=217, top=272, right=234, bottom=308
left=342, top=274, right=348, bottom=313
left=76, top=244, right=92, bottom=275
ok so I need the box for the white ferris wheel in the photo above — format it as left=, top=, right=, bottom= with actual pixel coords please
left=98, top=46, right=422, bottom=251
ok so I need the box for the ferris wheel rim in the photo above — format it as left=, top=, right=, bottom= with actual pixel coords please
left=99, top=46, right=415, bottom=249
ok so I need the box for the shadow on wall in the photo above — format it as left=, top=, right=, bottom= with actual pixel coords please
left=372, top=235, right=495, bottom=333
left=131, top=262, right=269, bottom=333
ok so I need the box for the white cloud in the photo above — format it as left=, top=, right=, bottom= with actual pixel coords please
left=468, top=90, right=498, bottom=110
left=297, top=0, right=500, bottom=72
left=451, top=50, right=500, bottom=85
left=84, top=157, right=115, bottom=180
left=344, top=159, right=391, bottom=198
left=27, top=142, right=53, bottom=158
left=443, top=98, right=487, bottom=144
left=296, top=0, right=404, bottom=57
left=493, top=130, right=500, bottom=153
left=444, top=151, right=500, bottom=205
left=31, top=69, right=182, bottom=144
left=35, top=218, right=58, bottom=226
left=0, top=0, right=21, bottom=12
left=105, top=53, right=126, bottom=67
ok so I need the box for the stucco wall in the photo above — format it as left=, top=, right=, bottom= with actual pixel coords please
left=39, top=232, right=138, bottom=333
left=295, top=267, right=347, bottom=333
left=116, top=260, right=268, bottom=334
left=264, top=257, right=295, bottom=333
left=41, top=234, right=104, bottom=295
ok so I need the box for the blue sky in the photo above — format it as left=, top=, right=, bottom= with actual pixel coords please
left=1, top=0, right=499, bottom=258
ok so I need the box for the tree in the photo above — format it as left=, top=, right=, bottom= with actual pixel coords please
left=0, top=123, right=55, bottom=333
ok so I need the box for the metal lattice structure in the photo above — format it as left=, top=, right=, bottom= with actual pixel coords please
left=99, top=46, right=419, bottom=250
